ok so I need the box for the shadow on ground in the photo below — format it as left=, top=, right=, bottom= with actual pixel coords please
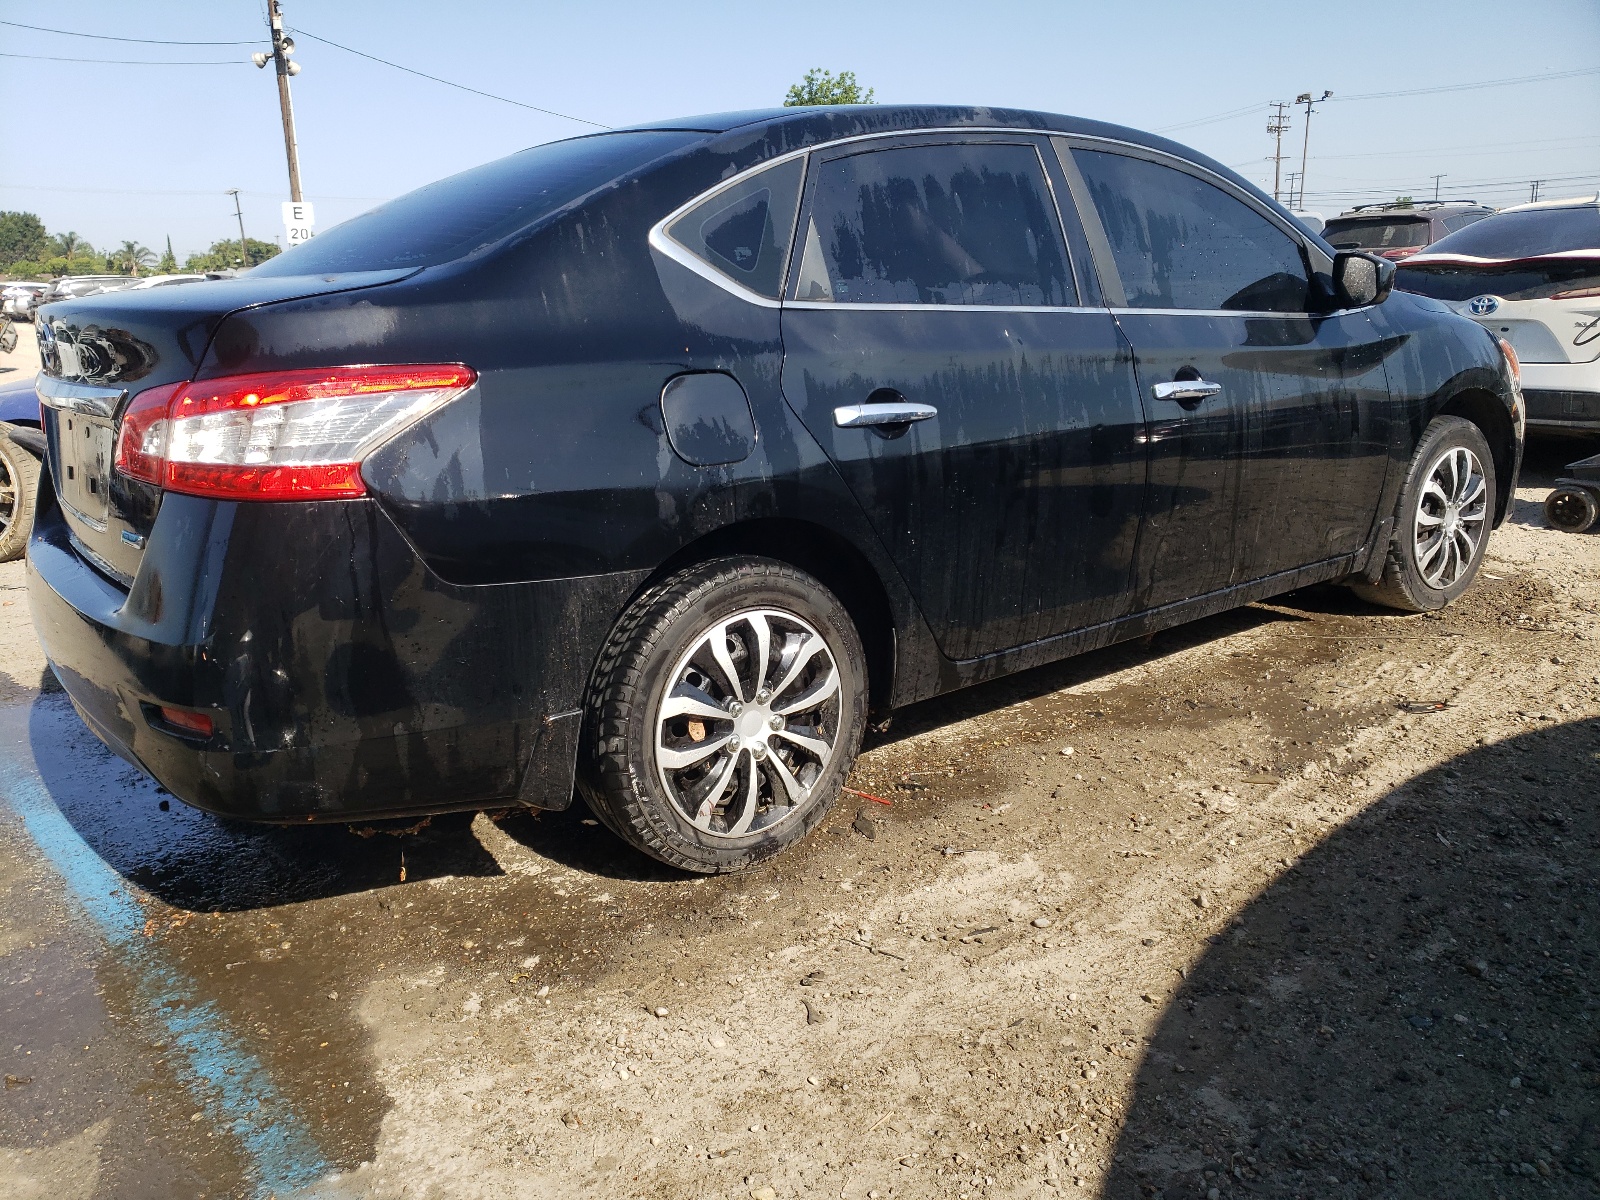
left=1103, top=717, right=1600, bottom=1198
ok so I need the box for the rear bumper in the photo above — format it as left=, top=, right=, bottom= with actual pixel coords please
left=27, top=471, right=641, bottom=822
left=1521, top=361, right=1600, bottom=432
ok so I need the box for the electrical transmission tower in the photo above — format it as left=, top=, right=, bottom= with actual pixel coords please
left=1267, top=102, right=1291, bottom=203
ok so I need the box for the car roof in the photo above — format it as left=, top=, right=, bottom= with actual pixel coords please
left=1500, top=194, right=1600, bottom=214
left=617, top=104, right=1254, bottom=194
left=1330, top=202, right=1492, bottom=219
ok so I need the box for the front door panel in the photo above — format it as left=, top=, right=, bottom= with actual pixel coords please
left=1120, top=310, right=1391, bottom=609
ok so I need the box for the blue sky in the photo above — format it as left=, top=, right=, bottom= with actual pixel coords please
left=2, top=0, right=1597, bottom=260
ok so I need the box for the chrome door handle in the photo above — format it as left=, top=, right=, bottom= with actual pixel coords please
left=1152, top=380, right=1223, bottom=403
left=833, top=401, right=939, bottom=428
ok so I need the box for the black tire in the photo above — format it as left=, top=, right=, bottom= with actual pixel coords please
left=578, top=556, right=868, bottom=874
left=1350, top=415, right=1497, bottom=613
left=1545, top=486, right=1599, bottom=534
left=0, top=430, right=40, bottom=563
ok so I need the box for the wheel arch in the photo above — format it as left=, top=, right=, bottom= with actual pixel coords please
left=1435, top=387, right=1516, bottom=525
left=643, top=517, right=900, bottom=715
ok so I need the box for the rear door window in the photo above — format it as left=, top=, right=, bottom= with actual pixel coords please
left=791, top=142, right=1075, bottom=306
left=662, top=156, right=805, bottom=299
left=1072, top=149, right=1311, bottom=313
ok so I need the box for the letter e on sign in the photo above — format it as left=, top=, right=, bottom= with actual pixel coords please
left=281, top=200, right=316, bottom=247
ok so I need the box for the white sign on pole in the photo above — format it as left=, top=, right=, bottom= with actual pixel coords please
left=282, top=200, right=316, bottom=246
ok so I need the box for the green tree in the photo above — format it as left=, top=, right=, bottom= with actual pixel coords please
left=784, top=68, right=875, bottom=107
left=0, top=211, right=50, bottom=269
left=183, top=237, right=280, bottom=273
left=50, top=230, right=89, bottom=258
left=1393, top=195, right=1415, bottom=208
left=157, top=235, right=178, bottom=274
left=112, top=240, right=156, bottom=276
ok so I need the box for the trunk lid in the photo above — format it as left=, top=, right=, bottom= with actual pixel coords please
left=36, top=269, right=414, bottom=585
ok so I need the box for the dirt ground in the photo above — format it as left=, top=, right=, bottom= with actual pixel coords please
left=0, top=421, right=1596, bottom=1199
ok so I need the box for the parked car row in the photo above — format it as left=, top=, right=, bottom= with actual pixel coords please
left=2, top=273, right=209, bottom=321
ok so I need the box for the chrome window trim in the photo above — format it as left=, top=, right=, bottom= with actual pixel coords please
left=788, top=300, right=1108, bottom=314
left=648, top=124, right=1324, bottom=312
left=35, top=372, right=126, bottom=418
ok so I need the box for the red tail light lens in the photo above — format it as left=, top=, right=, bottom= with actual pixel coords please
left=114, top=364, right=476, bottom=500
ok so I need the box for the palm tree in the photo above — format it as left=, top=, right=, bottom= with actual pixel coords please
left=113, top=240, right=155, bottom=277
left=51, top=230, right=88, bottom=258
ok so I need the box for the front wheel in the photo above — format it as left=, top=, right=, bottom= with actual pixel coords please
left=578, top=557, right=868, bottom=874
left=1350, top=415, right=1497, bottom=613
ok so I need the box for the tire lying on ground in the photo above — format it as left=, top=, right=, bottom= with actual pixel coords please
left=579, top=556, right=868, bottom=874
left=1350, top=415, right=1497, bottom=613
left=0, top=429, right=40, bottom=563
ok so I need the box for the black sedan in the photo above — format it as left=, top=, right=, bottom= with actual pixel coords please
left=27, top=105, right=1523, bottom=872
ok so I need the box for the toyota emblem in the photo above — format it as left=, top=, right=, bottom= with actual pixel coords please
left=1467, top=294, right=1500, bottom=316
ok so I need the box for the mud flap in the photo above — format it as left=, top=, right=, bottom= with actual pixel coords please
left=516, top=709, right=583, bottom=810
left=1357, top=516, right=1396, bottom=583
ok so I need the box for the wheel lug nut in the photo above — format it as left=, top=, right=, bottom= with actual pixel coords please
left=768, top=715, right=784, bottom=731
left=755, top=689, right=772, bottom=704
left=750, top=743, right=767, bottom=760
left=727, top=701, right=743, bottom=716
left=725, top=735, right=740, bottom=749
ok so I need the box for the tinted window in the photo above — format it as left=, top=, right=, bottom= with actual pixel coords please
left=1440, top=211, right=1490, bottom=234
left=793, top=142, right=1074, bottom=306
left=664, top=156, right=804, bottom=299
left=251, top=130, right=700, bottom=276
left=1421, top=205, right=1600, bottom=259
left=1321, top=217, right=1432, bottom=250
left=1074, top=149, right=1311, bottom=312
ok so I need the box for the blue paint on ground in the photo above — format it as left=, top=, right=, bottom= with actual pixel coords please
left=0, top=714, right=332, bottom=1198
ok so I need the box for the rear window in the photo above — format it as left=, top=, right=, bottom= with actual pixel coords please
left=251, top=130, right=701, bottom=276
left=1422, top=205, right=1600, bottom=259
left=1321, top=217, right=1432, bottom=251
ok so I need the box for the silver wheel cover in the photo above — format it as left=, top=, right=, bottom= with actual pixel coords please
left=1412, top=444, right=1488, bottom=590
left=651, top=607, right=843, bottom=839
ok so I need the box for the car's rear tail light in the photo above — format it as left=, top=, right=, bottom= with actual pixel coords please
left=1551, top=284, right=1600, bottom=300
left=114, top=364, right=476, bottom=500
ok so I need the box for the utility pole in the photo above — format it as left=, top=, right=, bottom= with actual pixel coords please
left=1431, top=174, right=1446, bottom=202
left=254, top=0, right=304, bottom=202
left=1286, top=171, right=1302, bottom=210
left=1530, top=179, right=1543, bottom=203
left=1294, top=90, right=1333, bottom=209
left=1267, top=102, right=1291, bottom=203
left=226, top=189, right=249, bottom=268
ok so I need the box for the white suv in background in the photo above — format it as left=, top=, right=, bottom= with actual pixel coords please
left=1396, top=196, right=1600, bottom=434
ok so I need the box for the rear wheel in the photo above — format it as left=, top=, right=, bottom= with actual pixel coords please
left=0, top=431, right=40, bottom=563
left=578, top=557, right=868, bottom=874
left=1545, top=486, right=1599, bottom=534
left=1350, top=415, right=1496, bottom=612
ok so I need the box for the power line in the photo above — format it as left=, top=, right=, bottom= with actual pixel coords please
left=0, top=51, right=246, bottom=65
left=288, top=28, right=608, bottom=128
left=0, top=18, right=264, bottom=45
left=1158, top=65, right=1600, bottom=138
left=1335, top=66, right=1600, bottom=102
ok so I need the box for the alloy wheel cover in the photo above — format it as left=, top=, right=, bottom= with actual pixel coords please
left=651, top=607, right=843, bottom=839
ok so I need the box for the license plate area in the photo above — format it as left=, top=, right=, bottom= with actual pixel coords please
left=56, top=412, right=115, bottom=529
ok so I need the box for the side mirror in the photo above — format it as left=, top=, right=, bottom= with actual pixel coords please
left=1333, top=251, right=1395, bottom=308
